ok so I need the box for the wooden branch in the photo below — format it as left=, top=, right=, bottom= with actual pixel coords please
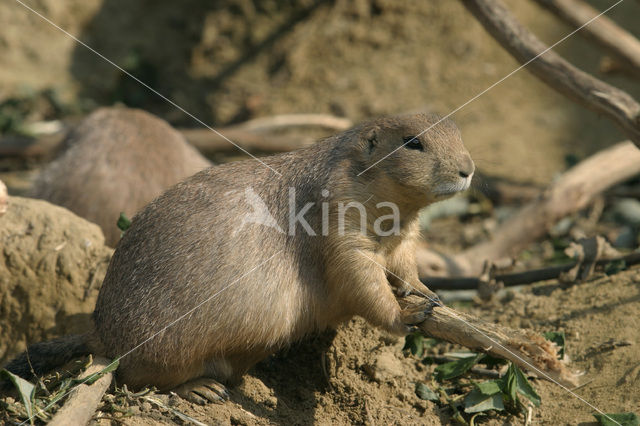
left=48, top=357, right=113, bottom=426
left=533, top=0, right=640, bottom=78
left=475, top=172, right=542, bottom=205
left=425, top=141, right=640, bottom=276
left=422, top=251, right=640, bottom=290
left=181, top=113, right=350, bottom=154
left=180, top=127, right=311, bottom=154
left=236, top=114, right=352, bottom=132
left=0, top=128, right=309, bottom=159
left=398, top=294, right=578, bottom=387
left=0, top=133, right=65, bottom=160
left=0, top=180, right=7, bottom=217
left=461, top=0, right=640, bottom=147
left=0, top=113, right=342, bottom=159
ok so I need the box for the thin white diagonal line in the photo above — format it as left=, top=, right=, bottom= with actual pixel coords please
left=19, top=250, right=282, bottom=425
left=356, top=250, right=620, bottom=425
left=357, top=0, right=625, bottom=176
left=11, top=0, right=282, bottom=177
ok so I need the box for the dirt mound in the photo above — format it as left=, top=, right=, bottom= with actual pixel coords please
left=472, top=269, right=640, bottom=424
left=1, top=227, right=638, bottom=424
left=0, top=196, right=112, bottom=365
left=107, top=269, right=639, bottom=425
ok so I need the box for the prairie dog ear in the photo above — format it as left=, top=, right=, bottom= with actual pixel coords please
left=364, top=127, right=378, bottom=150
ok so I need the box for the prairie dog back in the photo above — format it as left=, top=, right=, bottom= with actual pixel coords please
left=30, top=107, right=211, bottom=246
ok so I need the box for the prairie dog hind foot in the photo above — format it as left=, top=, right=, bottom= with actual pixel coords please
left=173, top=377, right=230, bottom=405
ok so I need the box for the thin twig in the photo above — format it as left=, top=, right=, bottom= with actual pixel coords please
left=533, top=0, right=640, bottom=77
left=0, top=113, right=349, bottom=159
left=446, top=141, right=640, bottom=276
left=236, top=113, right=352, bottom=132
left=461, top=0, right=640, bottom=146
left=422, top=251, right=640, bottom=290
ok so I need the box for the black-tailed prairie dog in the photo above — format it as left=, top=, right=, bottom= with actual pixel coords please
left=30, top=107, right=211, bottom=246
left=7, top=113, right=474, bottom=403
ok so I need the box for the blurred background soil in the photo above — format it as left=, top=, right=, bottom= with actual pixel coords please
left=0, top=0, right=638, bottom=184
left=0, top=0, right=638, bottom=424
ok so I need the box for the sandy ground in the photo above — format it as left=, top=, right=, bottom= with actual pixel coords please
left=0, top=1, right=639, bottom=424
left=87, top=268, right=640, bottom=425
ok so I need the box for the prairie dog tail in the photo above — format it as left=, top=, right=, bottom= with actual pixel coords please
left=3, top=334, right=91, bottom=380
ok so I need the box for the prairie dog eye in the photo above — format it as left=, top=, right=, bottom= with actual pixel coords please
left=403, top=136, right=423, bottom=151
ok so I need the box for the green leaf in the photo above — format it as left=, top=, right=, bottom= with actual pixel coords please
left=403, top=332, right=424, bottom=358
left=117, top=212, right=132, bottom=232
left=0, top=369, right=35, bottom=419
left=434, top=353, right=484, bottom=381
left=464, top=388, right=505, bottom=413
left=499, top=363, right=517, bottom=406
left=482, top=354, right=507, bottom=369
left=543, top=331, right=565, bottom=359
left=475, top=380, right=501, bottom=396
left=75, top=358, right=120, bottom=386
left=421, top=356, right=434, bottom=365
left=513, top=365, right=541, bottom=407
left=564, top=153, right=580, bottom=168
left=594, top=413, right=639, bottom=426
left=604, top=260, right=627, bottom=276
left=415, top=382, right=439, bottom=401
left=423, top=338, right=438, bottom=349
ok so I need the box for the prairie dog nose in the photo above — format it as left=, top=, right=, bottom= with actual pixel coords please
left=458, top=153, right=475, bottom=178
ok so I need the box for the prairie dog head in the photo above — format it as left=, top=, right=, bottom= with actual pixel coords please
left=358, top=113, right=474, bottom=204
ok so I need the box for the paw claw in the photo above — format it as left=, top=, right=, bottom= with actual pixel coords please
left=173, top=377, right=229, bottom=405
left=395, top=287, right=411, bottom=297
left=401, top=297, right=442, bottom=326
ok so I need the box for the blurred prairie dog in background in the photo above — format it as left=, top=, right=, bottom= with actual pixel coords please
left=30, top=107, right=211, bottom=246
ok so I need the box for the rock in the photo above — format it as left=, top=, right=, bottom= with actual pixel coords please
left=364, top=350, right=405, bottom=383
left=419, top=196, right=470, bottom=229
left=0, top=196, right=113, bottom=364
left=612, top=198, right=640, bottom=226
left=613, top=226, right=637, bottom=249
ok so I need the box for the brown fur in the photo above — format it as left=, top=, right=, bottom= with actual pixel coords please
left=29, top=107, right=211, bottom=246
left=91, top=112, right=474, bottom=390
left=8, top=113, right=473, bottom=397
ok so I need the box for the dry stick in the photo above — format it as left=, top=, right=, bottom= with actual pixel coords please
left=475, top=173, right=543, bottom=205
left=0, top=179, right=7, bottom=217
left=460, top=0, right=640, bottom=147
left=236, top=113, right=352, bottom=132
left=0, top=113, right=348, bottom=159
left=0, top=128, right=306, bottom=158
left=533, top=0, right=640, bottom=77
left=48, top=357, right=113, bottom=426
left=0, top=133, right=65, bottom=159
left=180, top=127, right=311, bottom=154
left=417, top=141, right=640, bottom=277
left=397, top=294, right=578, bottom=387
left=182, top=113, right=351, bottom=154
left=423, top=251, right=640, bottom=290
